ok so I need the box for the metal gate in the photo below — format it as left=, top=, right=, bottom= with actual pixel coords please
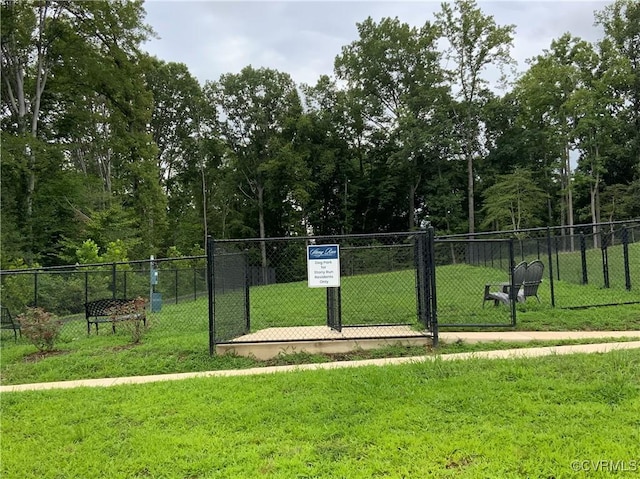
left=207, top=232, right=438, bottom=353
left=431, top=236, right=516, bottom=328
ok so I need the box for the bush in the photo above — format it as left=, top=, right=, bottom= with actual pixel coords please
left=17, top=307, right=62, bottom=352
left=108, top=297, right=148, bottom=344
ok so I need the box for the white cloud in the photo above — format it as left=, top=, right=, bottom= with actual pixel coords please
left=142, top=0, right=613, bottom=86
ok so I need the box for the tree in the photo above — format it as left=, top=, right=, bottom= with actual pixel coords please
left=334, top=16, right=450, bottom=230
left=568, top=41, right=622, bottom=242
left=145, top=59, right=203, bottom=194
left=595, top=0, right=640, bottom=202
left=435, top=0, right=516, bottom=234
left=1, top=0, right=65, bottom=256
left=208, top=66, right=307, bottom=276
left=1, top=0, right=160, bottom=262
left=299, top=76, right=357, bottom=235
left=513, top=34, right=597, bottom=249
left=143, top=58, right=213, bottom=250
left=481, top=168, right=547, bottom=232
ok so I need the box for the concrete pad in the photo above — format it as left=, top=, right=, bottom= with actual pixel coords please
left=230, top=325, right=427, bottom=342
left=217, top=336, right=431, bottom=360
left=218, top=327, right=640, bottom=360
left=218, top=324, right=432, bottom=359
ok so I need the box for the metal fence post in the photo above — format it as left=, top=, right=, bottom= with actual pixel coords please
left=414, top=231, right=428, bottom=330
left=580, top=233, right=588, bottom=285
left=244, top=251, right=251, bottom=334
left=508, top=239, right=516, bottom=326
left=622, top=227, right=631, bottom=291
left=601, top=231, right=610, bottom=289
left=207, top=236, right=215, bottom=356
left=427, top=226, right=438, bottom=345
left=546, top=227, right=556, bottom=308
left=326, top=287, right=342, bottom=332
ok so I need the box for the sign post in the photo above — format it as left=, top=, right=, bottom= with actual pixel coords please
left=307, top=245, right=340, bottom=288
left=307, top=244, right=342, bottom=331
left=150, top=255, right=161, bottom=312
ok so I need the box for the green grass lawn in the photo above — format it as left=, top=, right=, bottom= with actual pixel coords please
left=251, top=262, right=640, bottom=329
left=553, top=241, right=640, bottom=291
left=1, top=260, right=639, bottom=385
left=2, top=350, right=639, bottom=478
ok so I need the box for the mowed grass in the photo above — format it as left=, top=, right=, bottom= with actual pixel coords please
left=2, top=350, right=639, bottom=478
left=1, top=260, right=640, bottom=385
left=554, top=241, right=640, bottom=291
left=252, top=261, right=640, bottom=329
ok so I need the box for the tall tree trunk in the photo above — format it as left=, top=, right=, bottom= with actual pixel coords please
left=1, top=2, right=56, bottom=261
left=409, top=183, right=416, bottom=230
left=590, top=143, right=601, bottom=248
left=467, top=149, right=475, bottom=235
left=564, top=144, right=575, bottom=251
left=257, top=184, right=268, bottom=285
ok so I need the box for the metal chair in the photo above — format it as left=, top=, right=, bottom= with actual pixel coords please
left=483, top=261, right=527, bottom=307
left=522, top=260, right=544, bottom=303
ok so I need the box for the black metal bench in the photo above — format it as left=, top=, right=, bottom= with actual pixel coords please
left=1, top=305, right=21, bottom=341
left=85, top=298, right=146, bottom=335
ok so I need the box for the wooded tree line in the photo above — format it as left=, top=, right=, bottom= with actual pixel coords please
left=1, top=0, right=639, bottom=267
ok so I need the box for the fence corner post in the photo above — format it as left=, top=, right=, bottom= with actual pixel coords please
left=622, top=227, right=631, bottom=291
left=580, top=233, right=588, bottom=285
left=207, top=236, right=215, bottom=356
left=546, top=227, right=556, bottom=308
left=427, top=226, right=438, bottom=345
left=508, top=238, right=516, bottom=326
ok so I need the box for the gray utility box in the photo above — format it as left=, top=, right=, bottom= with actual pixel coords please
left=151, top=292, right=162, bottom=312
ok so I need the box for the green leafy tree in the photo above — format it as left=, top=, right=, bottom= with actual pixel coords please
left=335, top=17, right=451, bottom=230
left=1, top=0, right=162, bottom=263
left=299, top=76, right=362, bottom=235
left=595, top=0, right=640, bottom=215
left=435, top=0, right=516, bottom=234
left=513, top=34, right=593, bottom=248
left=208, top=66, right=307, bottom=276
left=481, top=169, right=547, bottom=232
left=76, top=240, right=102, bottom=264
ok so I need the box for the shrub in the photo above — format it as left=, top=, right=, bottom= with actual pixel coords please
left=17, top=307, right=62, bottom=352
left=108, top=297, right=148, bottom=344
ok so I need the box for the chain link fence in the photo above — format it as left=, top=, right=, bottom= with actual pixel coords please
left=433, top=238, right=516, bottom=328
left=0, top=256, right=209, bottom=340
left=208, top=233, right=437, bottom=349
left=457, top=220, right=640, bottom=310
left=1, top=219, right=638, bottom=346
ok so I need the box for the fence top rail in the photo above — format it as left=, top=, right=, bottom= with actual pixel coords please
left=0, top=255, right=207, bottom=275
left=438, top=219, right=640, bottom=240
left=211, top=231, right=423, bottom=244
left=3, top=218, right=638, bottom=274
left=435, top=238, right=512, bottom=244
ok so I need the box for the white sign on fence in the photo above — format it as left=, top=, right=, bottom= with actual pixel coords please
left=307, top=245, right=340, bottom=288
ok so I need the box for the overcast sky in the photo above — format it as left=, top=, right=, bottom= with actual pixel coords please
left=142, top=0, right=613, bottom=88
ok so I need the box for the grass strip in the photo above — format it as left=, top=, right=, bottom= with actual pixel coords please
left=2, top=349, right=639, bottom=478
left=2, top=333, right=640, bottom=386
